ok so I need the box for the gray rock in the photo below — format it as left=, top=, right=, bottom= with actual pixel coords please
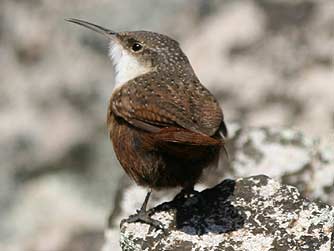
left=115, top=175, right=334, bottom=251
left=224, top=125, right=334, bottom=206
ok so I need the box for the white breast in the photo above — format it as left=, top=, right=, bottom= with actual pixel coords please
left=109, top=42, right=151, bottom=91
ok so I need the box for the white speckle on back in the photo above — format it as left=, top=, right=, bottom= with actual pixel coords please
left=109, top=42, right=151, bottom=92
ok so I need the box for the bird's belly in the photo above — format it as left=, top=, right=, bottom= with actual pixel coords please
left=108, top=115, right=218, bottom=189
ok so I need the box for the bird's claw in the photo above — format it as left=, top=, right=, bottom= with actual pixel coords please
left=125, top=210, right=165, bottom=231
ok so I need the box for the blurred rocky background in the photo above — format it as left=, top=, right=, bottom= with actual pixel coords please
left=0, top=0, right=333, bottom=250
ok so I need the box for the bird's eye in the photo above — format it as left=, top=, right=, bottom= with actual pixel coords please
left=131, top=42, right=143, bottom=52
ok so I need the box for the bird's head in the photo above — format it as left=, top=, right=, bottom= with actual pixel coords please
left=66, top=18, right=191, bottom=89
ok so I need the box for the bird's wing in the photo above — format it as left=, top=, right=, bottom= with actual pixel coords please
left=110, top=73, right=224, bottom=136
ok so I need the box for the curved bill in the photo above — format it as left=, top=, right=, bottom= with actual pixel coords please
left=66, top=18, right=116, bottom=37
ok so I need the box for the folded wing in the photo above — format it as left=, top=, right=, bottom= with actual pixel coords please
left=110, top=73, right=225, bottom=136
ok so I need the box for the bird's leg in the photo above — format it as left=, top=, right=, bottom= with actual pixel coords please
left=125, top=190, right=164, bottom=229
left=137, top=189, right=151, bottom=213
left=173, top=184, right=199, bottom=201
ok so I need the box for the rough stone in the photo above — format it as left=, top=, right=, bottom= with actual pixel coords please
left=115, top=175, right=334, bottom=251
left=222, top=125, right=334, bottom=205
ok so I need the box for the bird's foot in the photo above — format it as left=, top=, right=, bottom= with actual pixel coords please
left=125, top=209, right=165, bottom=230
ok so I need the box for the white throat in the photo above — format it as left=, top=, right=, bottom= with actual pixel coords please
left=109, top=42, right=151, bottom=91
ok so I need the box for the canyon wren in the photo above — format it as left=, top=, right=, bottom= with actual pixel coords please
left=67, top=18, right=228, bottom=228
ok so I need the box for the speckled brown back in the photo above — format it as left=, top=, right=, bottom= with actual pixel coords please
left=110, top=70, right=223, bottom=136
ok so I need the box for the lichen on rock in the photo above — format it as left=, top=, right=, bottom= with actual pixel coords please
left=116, top=175, right=334, bottom=251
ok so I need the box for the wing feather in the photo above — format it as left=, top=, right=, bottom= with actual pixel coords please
left=111, top=72, right=224, bottom=136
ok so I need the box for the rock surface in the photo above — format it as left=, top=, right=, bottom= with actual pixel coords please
left=223, top=125, right=334, bottom=206
left=115, top=175, right=334, bottom=251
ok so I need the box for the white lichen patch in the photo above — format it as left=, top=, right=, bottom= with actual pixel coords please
left=258, top=178, right=281, bottom=199
left=165, top=230, right=228, bottom=251
left=151, top=211, right=174, bottom=228
left=233, top=128, right=313, bottom=179
left=245, top=176, right=261, bottom=184
left=240, top=234, right=274, bottom=251
left=305, top=205, right=334, bottom=229
left=121, top=222, right=150, bottom=240
left=284, top=203, right=334, bottom=246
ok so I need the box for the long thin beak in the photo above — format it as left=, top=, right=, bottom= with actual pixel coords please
left=65, top=18, right=116, bottom=37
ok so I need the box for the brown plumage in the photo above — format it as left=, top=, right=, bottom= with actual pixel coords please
left=67, top=18, right=228, bottom=228
left=108, top=71, right=225, bottom=189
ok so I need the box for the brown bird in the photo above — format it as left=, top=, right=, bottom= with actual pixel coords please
left=66, top=18, right=227, bottom=228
